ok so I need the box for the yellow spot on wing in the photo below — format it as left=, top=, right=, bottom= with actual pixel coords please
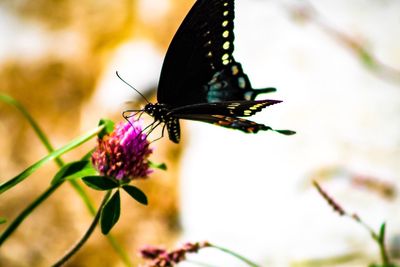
left=223, top=41, right=230, bottom=50
left=231, top=65, right=239, bottom=75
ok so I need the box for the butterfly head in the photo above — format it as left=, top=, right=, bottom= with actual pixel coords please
left=144, top=103, right=170, bottom=123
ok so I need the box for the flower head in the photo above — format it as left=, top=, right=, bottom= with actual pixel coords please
left=91, top=120, right=152, bottom=182
left=139, top=242, right=210, bottom=267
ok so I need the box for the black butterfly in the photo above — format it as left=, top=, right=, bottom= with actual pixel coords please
left=124, top=0, right=295, bottom=143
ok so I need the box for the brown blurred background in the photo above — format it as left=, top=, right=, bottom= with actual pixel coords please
left=1, top=0, right=400, bottom=267
left=0, top=0, right=193, bottom=266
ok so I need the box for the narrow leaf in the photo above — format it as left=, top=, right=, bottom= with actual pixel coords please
left=0, top=93, right=64, bottom=167
left=122, top=185, right=148, bottom=205
left=100, top=191, right=120, bottom=234
left=0, top=125, right=104, bottom=195
left=51, top=160, right=96, bottom=185
left=0, top=217, right=6, bottom=224
left=149, top=161, right=167, bottom=171
left=379, top=222, right=386, bottom=243
left=82, top=176, right=119, bottom=191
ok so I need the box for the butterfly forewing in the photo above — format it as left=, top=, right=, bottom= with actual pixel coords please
left=157, top=0, right=225, bottom=106
left=202, top=0, right=235, bottom=69
left=158, top=0, right=269, bottom=107
left=135, top=0, right=295, bottom=143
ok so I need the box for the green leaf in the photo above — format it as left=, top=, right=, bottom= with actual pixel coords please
left=98, top=119, right=115, bottom=139
left=0, top=217, right=6, bottom=224
left=51, top=160, right=97, bottom=185
left=148, top=160, right=167, bottom=171
left=0, top=93, right=64, bottom=167
left=379, top=222, right=386, bottom=243
left=0, top=125, right=104, bottom=195
left=122, top=185, right=148, bottom=205
left=82, top=176, right=119, bottom=191
left=100, top=191, right=120, bottom=234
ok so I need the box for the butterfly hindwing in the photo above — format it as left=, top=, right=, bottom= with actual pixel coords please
left=177, top=114, right=271, bottom=133
left=171, top=99, right=281, bottom=117
left=205, top=63, right=276, bottom=102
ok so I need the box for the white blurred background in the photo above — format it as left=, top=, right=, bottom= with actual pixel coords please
left=1, top=0, right=400, bottom=266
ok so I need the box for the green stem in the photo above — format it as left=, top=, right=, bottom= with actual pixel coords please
left=52, top=191, right=112, bottom=267
left=351, top=217, right=391, bottom=266
left=0, top=125, right=103, bottom=194
left=104, top=234, right=133, bottom=267
left=0, top=93, right=64, bottom=167
left=0, top=178, right=132, bottom=266
left=0, top=94, right=133, bottom=266
left=378, top=239, right=390, bottom=266
left=0, top=181, right=63, bottom=245
left=69, top=180, right=97, bottom=215
left=376, top=227, right=391, bottom=266
left=209, top=244, right=260, bottom=267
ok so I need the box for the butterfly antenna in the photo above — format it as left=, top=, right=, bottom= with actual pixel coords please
left=116, top=71, right=151, bottom=104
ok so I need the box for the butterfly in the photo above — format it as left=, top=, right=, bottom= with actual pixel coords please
left=124, top=0, right=295, bottom=143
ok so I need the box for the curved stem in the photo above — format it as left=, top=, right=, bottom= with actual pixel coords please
left=0, top=94, right=133, bottom=266
left=0, top=175, right=132, bottom=265
left=52, top=191, right=112, bottom=267
left=69, top=180, right=97, bottom=215
left=0, top=125, right=103, bottom=194
left=0, top=93, right=64, bottom=166
left=209, top=244, right=260, bottom=267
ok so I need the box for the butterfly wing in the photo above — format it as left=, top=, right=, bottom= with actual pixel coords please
left=171, top=99, right=281, bottom=117
left=205, top=63, right=276, bottom=103
left=170, top=99, right=295, bottom=136
left=157, top=0, right=272, bottom=108
left=176, top=113, right=271, bottom=133
left=153, top=0, right=295, bottom=143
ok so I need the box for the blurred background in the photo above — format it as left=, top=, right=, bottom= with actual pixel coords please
left=0, top=0, right=400, bottom=266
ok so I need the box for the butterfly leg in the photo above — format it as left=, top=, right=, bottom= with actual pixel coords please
left=122, top=110, right=147, bottom=133
left=122, top=109, right=143, bottom=119
left=127, top=119, right=160, bottom=144
left=139, top=120, right=159, bottom=137
left=149, top=123, right=167, bottom=143
left=144, top=120, right=165, bottom=143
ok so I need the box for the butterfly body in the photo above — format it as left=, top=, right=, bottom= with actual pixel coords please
left=131, top=0, right=295, bottom=143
